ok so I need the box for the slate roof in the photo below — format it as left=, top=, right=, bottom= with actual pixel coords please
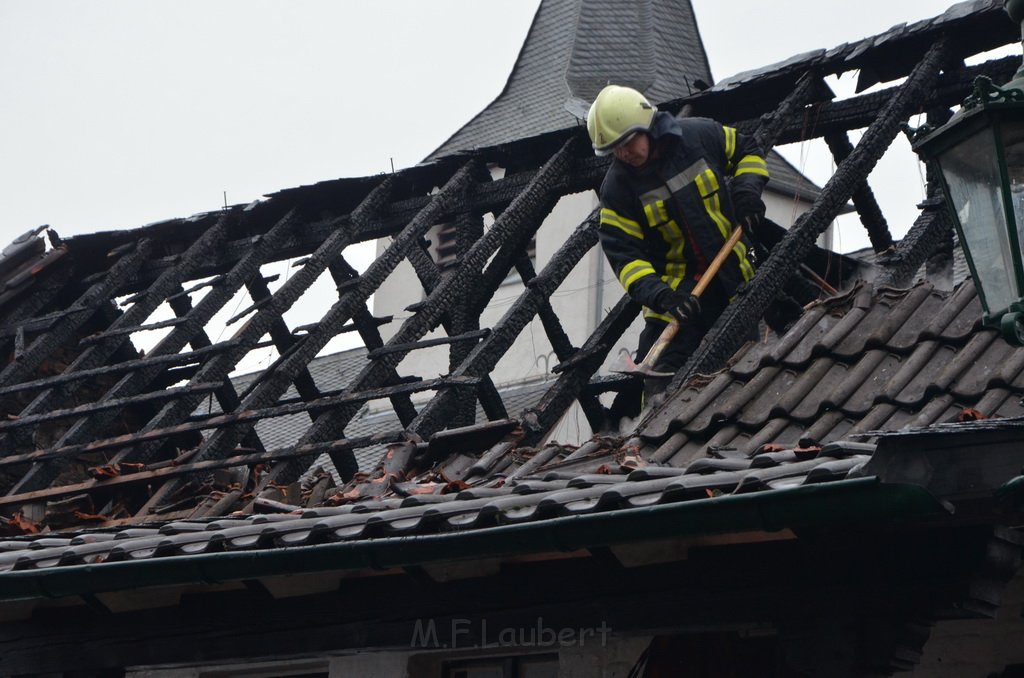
left=0, top=1, right=1019, bottom=597
left=218, top=350, right=552, bottom=476
left=426, top=0, right=712, bottom=161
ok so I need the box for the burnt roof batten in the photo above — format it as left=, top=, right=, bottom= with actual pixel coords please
left=133, top=164, right=480, bottom=512
left=398, top=226, right=508, bottom=422
left=874, top=109, right=957, bottom=288
left=510, top=254, right=607, bottom=431
left=521, top=289, right=641, bottom=447
left=0, top=343, right=236, bottom=400
left=18, top=216, right=227, bottom=402
left=753, top=58, right=1018, bottom=148
left=408, top=210, right=605, bottom=441
left=449, top=210, right=487, bottom=428
left=6, top=211, right=301, bottom=497
left=244, top=274, right=321, bottom=402
left=263, top=142, right=576, bottom=485
left=0, top=376, right=452, bottom=481
left=0, top=382, right=224, bottom=434
left=162, top=291, right=268, bottom=461
left=823, top=131, right=894, bottom=252
left=78, top=181, right=398, bottom=513
left=327, top=256, right=420, bottom=427
left=658, top=39, right=952, bottom=410
left=0, top=239, right=153, bottom=390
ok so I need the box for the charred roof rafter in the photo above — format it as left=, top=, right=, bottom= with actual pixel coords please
left=657, top=39, right=954, bottom=414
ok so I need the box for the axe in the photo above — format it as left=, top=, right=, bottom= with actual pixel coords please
left=617, top=226, right=745, bottom=379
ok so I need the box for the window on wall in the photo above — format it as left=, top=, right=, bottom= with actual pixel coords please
left=445, top=654, right=557, bottom=678
left=433, top=221, right=537, bottom=276
left=435, top=221, right=461, bottom=269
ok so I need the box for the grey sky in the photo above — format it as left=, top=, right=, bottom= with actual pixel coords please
left=0, top=0, right=1000, bottom=255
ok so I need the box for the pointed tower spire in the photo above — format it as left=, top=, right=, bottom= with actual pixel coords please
left=425, top=0, right=712, bottom=161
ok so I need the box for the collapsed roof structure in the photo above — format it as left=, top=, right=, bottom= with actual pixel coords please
left=2, top=1, right=1024, bottom=675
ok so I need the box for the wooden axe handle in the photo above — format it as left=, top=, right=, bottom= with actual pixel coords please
left=636, top=226, right=745, bottom=373
left=692, top=226, right=745, bottom=299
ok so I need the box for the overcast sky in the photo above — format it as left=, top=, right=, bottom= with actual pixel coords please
left=0, top=0, right=1000, bottom=256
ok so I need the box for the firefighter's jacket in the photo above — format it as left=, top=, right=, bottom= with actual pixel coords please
left=598, top=112, right=769, bottom=322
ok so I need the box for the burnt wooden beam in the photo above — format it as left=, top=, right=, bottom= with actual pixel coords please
left=752, top=71, right=819, bottom=157
left=761, top=57, right=1019, bottom=146
left=366, top=329, right=490, bottom=360
left=0, top=377, right=477, bottom=486
left=134, top=164, right=479, bottom=509
left=0, top=382, right=223, bottom=434
left=404, top=234, right=443, bottom=291
left=269, top=141, right=579, bottom=484
left=109, top=180, right=392, bottom=485
left=873, top=199, right=953, bottom=289
left=671, top=2, right=1015, bottom=124
left=472, top=220, right=542, bottom=316
left=660, top=39, right=952, bottom=410
left=6, top=211, right=301, bottom=496
left=77, top=315, right=188, bottom=342
left=101, top=182, right=394, bottom=521
left=521, top=292, right=641, bottom=446
left=823, top=131, right=893, bottom=252
left=244, top=275, right=320, bottom=403
left=400, top=238, right=508, bottom=424
left=511, top=255, right=608, bottom=430
left=327, top=256, right=420, bottom=428
left=0, top=215, right=232, bottom=461
left=513, top=256, right=576, bottom=360
left=0, top=239, right=153, bottom=390
left=409, top=208, right=606, bottom=440
left=45, top=213, right=299, bottom=458
left=0, top=345, right=235, bottom=401
left=448, top=210, right=486, bottom=427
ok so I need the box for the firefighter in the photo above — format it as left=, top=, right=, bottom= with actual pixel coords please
left=588, top=84, right=769, bottom=425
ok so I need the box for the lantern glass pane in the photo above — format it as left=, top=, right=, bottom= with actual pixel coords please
left=1001, top=118, right=1024, bottom=295
left=939, top=127, right=1017, bottom=314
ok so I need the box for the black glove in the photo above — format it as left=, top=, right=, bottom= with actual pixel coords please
left=655, top=288, right=701, bottom=324
left=733, top=192, right=766, bottom=239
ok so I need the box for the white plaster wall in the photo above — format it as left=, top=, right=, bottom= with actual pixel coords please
left=765, top=189, right=833, bottom=250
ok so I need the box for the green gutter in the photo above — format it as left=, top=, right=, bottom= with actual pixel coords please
left=0, top=477, right=946, bottom=602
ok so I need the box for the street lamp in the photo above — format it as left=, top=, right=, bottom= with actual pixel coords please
left=912, top=0, right=1024, bottom=345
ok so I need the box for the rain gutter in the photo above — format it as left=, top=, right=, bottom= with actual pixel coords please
left=0, top=477, right=946, bottom=603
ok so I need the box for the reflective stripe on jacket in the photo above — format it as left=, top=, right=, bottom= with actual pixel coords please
left=598, top=113, right=768, bottom=321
